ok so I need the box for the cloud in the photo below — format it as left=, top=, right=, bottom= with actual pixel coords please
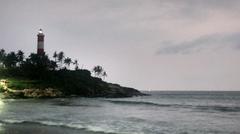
left=156, top=33, right=240, bottom=54
left=1, top=0, right=240, bottom=90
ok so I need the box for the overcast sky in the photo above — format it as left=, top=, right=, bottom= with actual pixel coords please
left=1, top=0, right=240, bottom=91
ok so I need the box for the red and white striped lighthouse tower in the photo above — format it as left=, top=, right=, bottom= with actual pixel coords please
left=37, top=29, right=45, bottom=55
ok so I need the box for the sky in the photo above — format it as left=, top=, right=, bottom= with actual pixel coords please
left=0, top=0, right=240, bottom=91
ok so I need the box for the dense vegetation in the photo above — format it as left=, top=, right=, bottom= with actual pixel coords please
left=0, top=49, right=143, bottom=97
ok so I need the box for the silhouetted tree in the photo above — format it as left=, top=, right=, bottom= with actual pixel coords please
left=22, top=53, right=53, bottom=78
left=57, top=51, right=64, bottom=68
left=92, top=65, right=108, bottom=80
left=102, top=71, right=107, bottom=80
left=53, top=51, right=58, bottom=62
left=3, top=52, right=18, bottom=68
left=92, top=65, right=103, bottom=77
left=0, top=49, right=6, bottom=67
left=16, top=50, right=24, bottom=66
left=64, top=57, right=72, bottom=69
left=73, top=59, right=79, bottom=70
left=49, top=60, right=57, bottom=71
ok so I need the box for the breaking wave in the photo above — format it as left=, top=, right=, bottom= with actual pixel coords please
left=0, top=119, right=119, bottom=134
left=108, top=100, right=240, bottom=112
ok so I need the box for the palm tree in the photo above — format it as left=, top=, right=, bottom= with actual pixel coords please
left=0, top=49, right=5, bottom=58
left=57, top=51, right=64, bottom=68
left=73, top=59, right=79, bottom=70
left=0, top=49, right=6, bottom=67
left=3, top=52, right=18, bottom=68
left=102, top=71, right=107, bottom=80
left=64, top=57, right=72, bottom=69
left=53, top=51, right=58, bottom=62
left=92, top=65, right=103, bottom=77
left=16, top=50, right=24, bottom=66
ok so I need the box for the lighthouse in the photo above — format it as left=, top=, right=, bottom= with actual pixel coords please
left=37, top=29, right=45, bottom=55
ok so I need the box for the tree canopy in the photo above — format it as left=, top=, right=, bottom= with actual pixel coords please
left=0, top=49, right=107, bottom=80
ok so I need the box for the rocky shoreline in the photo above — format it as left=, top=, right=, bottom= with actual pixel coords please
left=1, top=80, right=146, bottom=99
left=2, top=88, right=63, bottom=99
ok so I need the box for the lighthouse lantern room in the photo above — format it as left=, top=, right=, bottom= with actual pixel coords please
left=37, top=29, right=44, bottom=55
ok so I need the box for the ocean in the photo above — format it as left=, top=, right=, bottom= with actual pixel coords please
left=0, top=91, right=240, bottom=134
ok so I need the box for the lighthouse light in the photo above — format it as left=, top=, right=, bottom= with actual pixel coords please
left=38, top=29, right=43, bottom=34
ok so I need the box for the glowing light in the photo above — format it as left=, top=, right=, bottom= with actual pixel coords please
left=38, top=29, right=43, bottom=34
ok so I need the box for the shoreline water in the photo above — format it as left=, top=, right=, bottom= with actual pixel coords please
left=0, top=122, right=103, bottom=134
left=0, top=91, right=240, bottom=134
